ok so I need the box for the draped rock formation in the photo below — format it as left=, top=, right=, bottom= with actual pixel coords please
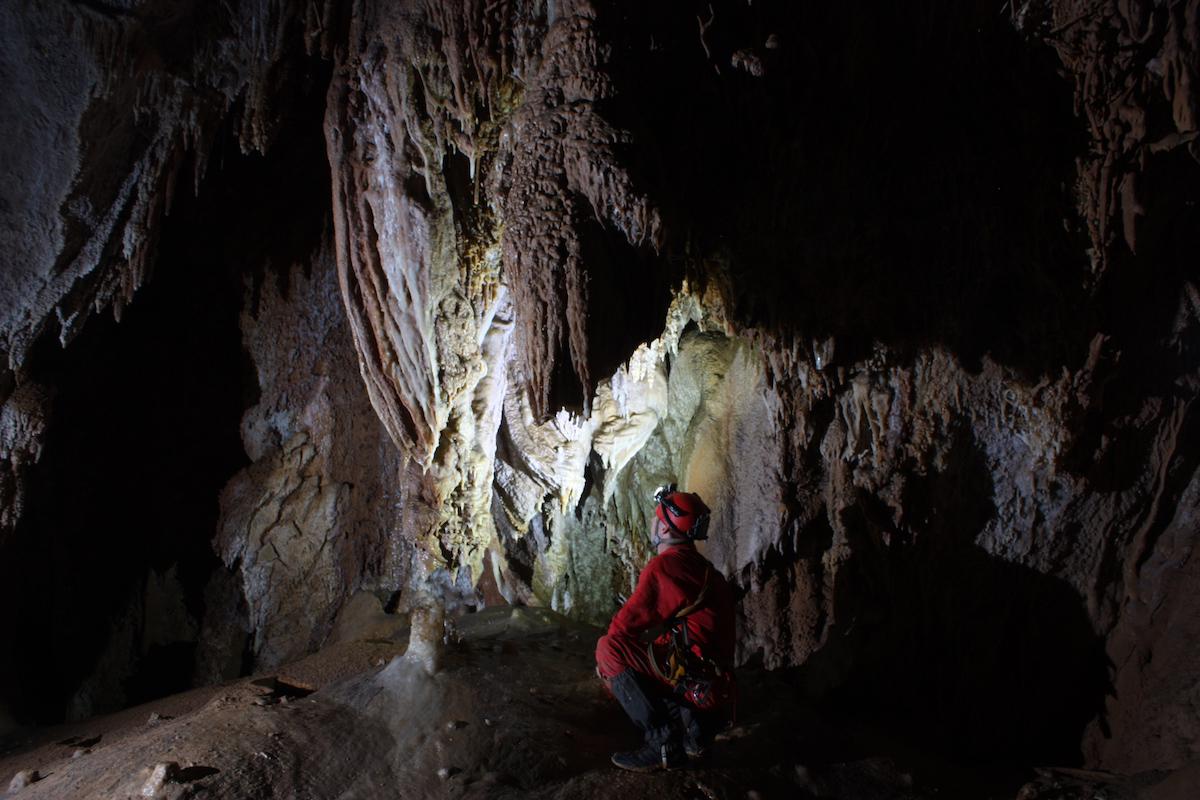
left=1, top=0, right=1198, bottom=779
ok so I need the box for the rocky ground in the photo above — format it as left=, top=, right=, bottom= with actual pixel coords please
left=3, top=606, right=1189, bottom=800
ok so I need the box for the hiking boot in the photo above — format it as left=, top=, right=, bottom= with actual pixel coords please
left=611, top=741, right=687, bottom=772
left=606, top=670, right=688, bottom=772
left=683, top=738, right=709, bottom=761
left=671, top=700, right=713, bottom=761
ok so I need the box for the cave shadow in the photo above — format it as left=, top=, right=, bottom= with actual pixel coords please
left=798, top=432, right=1112, bottom=775
left=0, top=197, right=252, bottom=722
left=0, top=51, right=333, bottom=723
left=251, top=676, right=316, bottom=700
left=599, top=0, right=1095, bottom=380
left=56, top=734, right=102, bottom=748
left=174, top=765, right=220, bottom=782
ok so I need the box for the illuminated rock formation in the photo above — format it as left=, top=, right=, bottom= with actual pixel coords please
left=0, top=0, right=1197, bottom=779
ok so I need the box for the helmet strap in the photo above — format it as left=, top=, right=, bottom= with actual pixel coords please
left=652, top=511, right=689, bottom=548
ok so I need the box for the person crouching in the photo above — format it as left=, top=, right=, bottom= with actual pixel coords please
left=595, top=485, right=737, bottom=771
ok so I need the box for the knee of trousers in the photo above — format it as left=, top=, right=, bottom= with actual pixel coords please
left=595, top=633, right=640, bottom=681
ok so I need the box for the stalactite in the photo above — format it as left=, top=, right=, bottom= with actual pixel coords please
left=1028, top=0, right=1200, bottom=280
left=500, top=1, right=664, bottom=420
left=1, top=1, right=1199, bottom=779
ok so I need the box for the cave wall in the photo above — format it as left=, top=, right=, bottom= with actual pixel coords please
left=0, top=0, right=404, bottom=716
left=1, top=0, right=336, bottom=549
left=316, top=0, right=1200, bottom=771
left=1, top=0, right=1198, bottom=777
left=0, top=142, right=255, bottom=722
left=206, top=239, right=416, bottom=677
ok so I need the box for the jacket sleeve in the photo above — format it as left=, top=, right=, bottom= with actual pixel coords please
left=607, top=558, right=663, bottom=638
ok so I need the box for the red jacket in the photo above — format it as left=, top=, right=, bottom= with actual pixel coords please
left=607, top=543, right=736, bottom=670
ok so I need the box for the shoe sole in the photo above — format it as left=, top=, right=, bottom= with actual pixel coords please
left=610, top=755, right=687, bottom=772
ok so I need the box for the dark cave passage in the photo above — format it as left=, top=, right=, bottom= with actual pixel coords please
left=0, top=56, right=333, bottom=724
left=605, top=0, right=1092, bottom=375
left=2, top=212, right=251, bottom=723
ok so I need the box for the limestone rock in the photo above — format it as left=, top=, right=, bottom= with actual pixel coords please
left=0, top=381, right=48, bottom=547
left=6, top=769, right=38, bottom=791
left=405, top=607, right=446, bottom=676
left=140, top=761, right=177, bottom=797
left=0, top=0, right=1197, bottom=781
left=211, top=247, right=410, bottom=671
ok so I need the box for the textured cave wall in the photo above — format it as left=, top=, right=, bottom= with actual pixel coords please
left=0, top=155, right=253, bottom=722
left=0, top=0, right=1198, bottom=779
left=0, top=0, right=338, bottom=547
left=1025, top=2, right=1200, bottom=769
left=321, top=0, right=674, bottom=591
left=204, top=238, right=417, bottom=678
left=317, top=0, right=1200, bottom=771
left=0, top=0, right=400, bottom=717
left=323, top=0, right=512, bottom=586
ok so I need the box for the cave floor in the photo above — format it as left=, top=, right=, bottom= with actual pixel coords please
left=0, top=607, right=1140, bottom=800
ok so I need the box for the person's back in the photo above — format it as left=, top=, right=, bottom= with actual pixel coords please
left=654, top=544, right=735, bottom=671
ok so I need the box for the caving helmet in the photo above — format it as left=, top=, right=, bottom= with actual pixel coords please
left=652, top=483, right=711, bottom=543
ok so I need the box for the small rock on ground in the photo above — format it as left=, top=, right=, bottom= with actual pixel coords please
left=7, top=769, right=39, bottom=791
left=141, top=761, right=178, bottom=797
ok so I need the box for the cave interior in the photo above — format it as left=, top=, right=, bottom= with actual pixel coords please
left=1, top=1, right=1199, bottom=798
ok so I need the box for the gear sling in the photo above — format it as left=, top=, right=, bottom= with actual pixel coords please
left=647, top=568, right=735, bottom=714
